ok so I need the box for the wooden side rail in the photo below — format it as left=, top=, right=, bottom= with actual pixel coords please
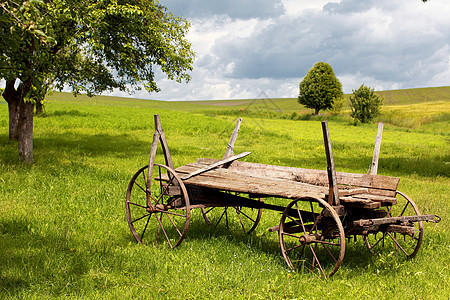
left=196, top=158, right=399, bottom=192
left=195, top=158, right=400, bottom=208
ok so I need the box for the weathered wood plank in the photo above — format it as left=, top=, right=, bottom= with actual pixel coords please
left=386, top=224, right=416, bottom=235
left=147, top=114, right=175, bottom=189
left=365, top=188, right=397, bottom=197
left=223, top=118, right=242, bottom=160
left=370, top=122, right=383, bottom=175
left=154, top=114, right=174, bottom=170
left=337, top=188, right=368, bottom=196
left=196, top=158, right=400, bottom=191
left=322, top=121, right=340, bottom=205
left=181, top=151, right=250, bottom=180
left=175, top=164, right=327, bottom=199
left=353, top=214, right=436, bottom=227
left=350, top=193, right=397, bottom=205
left=340, top=196, right=381, bottom=209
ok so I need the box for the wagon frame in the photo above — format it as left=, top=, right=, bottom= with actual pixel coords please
left=125, top=115, right=440, bottom=277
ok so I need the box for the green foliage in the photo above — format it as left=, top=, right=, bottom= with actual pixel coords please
left=350, top=84, right=383, bottom=123
left=298, top=62, right=344, bottom=115
left=0, top=0, right=195, bottom=98
left=328, top=95, right=345, bottom=115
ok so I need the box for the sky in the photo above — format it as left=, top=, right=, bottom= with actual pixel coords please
left=136, top=0, right=449, bottom=101
left=3, top=0, right=449, bottom=101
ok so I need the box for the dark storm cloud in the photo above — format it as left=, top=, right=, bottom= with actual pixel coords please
left=161, top=0, right=285, bottom=19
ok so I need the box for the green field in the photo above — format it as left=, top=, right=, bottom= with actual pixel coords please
left=0, top=87, right=449, bottom=299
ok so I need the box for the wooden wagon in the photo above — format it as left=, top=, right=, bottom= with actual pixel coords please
left=126, top=115, right=440, bottom=277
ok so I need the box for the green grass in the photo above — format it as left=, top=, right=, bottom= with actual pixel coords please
left=0, top=88, right=449, bottom=299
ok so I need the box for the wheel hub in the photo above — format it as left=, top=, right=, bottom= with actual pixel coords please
left=146, top=204, right=166, bottom=213
left=299, top=233, right=324, bottom=245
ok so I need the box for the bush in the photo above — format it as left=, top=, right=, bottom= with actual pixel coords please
left=350, top=84, right=383, bottom=123
left=328, top=96, right=345, bottom=115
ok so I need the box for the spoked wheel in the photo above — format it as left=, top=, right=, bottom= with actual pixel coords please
left=126, top=164, right=190, bottom=248
left=363, top=191, right=423, bottom=258
left=201, top=192, right=263, bottom=234
left=279, top=197, right=345, bottom=278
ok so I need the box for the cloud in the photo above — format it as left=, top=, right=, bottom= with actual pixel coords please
left=161, top=0, right=285, bottom=19
left=92, top=0, right=450, bottom=100
left=323, top=0, right=399, bottom=14
left=170, top=0, right=449, bottom=99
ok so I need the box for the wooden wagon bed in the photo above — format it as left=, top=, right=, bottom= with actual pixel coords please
left=175, top=160, right=328, bottom=199
left=174, top=158, right=400, bottom=210
left=125, top=115, right=440, bottom=278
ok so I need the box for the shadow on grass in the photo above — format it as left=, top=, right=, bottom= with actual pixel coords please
left=35, top=132, right=153, bottom=159
left=183, top=217, right=429, bottom=279
left=0, top=131, right=187, bottom=169
left=37, top=109, right=94, bottom=118
left=0, top=219, right=89, bottom=296
left=186, top=215, right=281, bottom=254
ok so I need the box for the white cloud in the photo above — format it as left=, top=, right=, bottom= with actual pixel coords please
left=148, top=0, right=448, bottom=101
left=281, top=0, right=330, bottom=16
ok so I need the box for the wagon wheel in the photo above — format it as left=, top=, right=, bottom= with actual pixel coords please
left=200, top=192, right=263, bottom=234
left=363, top=191, right=423, bottom=258
left=126, top=164, right=190, bottom=248
left=279, top=197, right=345, bottom=278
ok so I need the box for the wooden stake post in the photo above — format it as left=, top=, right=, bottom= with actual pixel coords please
left=146, top=114, right=175, bottom=193
left=369, top=122, right=383, bottom=175
left=224, top=118, right=242, bottom=159
left=321, top=121, right=340, bottom=206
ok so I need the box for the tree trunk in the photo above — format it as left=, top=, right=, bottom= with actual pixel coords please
left=8, top=101, right=20, bottom=140
left=315, top=108, right=320, bottom=115
left=3, top=80, right=20, bottom=140
left=18, top=98, right=34, bottom=163
left=2, top=78, right=34, bottom=163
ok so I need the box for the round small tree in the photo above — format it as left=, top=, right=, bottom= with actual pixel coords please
left=350, top=84, right=383, bottom=123
left=298, top=62, right=343, bottom=115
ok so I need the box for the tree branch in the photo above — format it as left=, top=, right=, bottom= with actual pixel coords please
left=0, top=2, right=25, bottom=27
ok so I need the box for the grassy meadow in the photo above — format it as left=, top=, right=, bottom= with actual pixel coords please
left=0, top=87, right=449, bottom=299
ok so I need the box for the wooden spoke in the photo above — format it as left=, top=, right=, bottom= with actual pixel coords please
left=279, top=197, right=345, bottom=278
left=364, top=191, right=423, bottom=258
left=201, top=192, right=263, bottom=234
left=126, top=164, right=190, bottom=248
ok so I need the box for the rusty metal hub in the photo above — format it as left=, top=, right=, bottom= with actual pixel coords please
left=299, top=233, right=324, bottom=245
left=146, top=204, right=166, bottom=213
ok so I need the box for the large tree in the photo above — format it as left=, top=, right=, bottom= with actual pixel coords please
left=0, top=0, right=195, bottom=163
left=298, top=62, right=343, bottom=115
